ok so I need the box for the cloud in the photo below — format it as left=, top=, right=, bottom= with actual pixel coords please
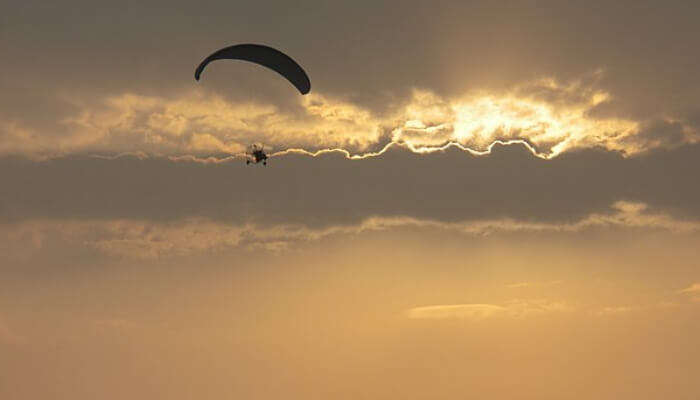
left=4, top=141, right=700, bottom=229
left=405, top=299, right=572, bottom=320
left=4, top=75, right=697, bottom=161
left=506, top=280, right=563, bottom=289
left=406, top=304, right=507, bottom=320
left=2, top=201, right=696, bottom=260
left=594, top=306, right=635, bottom=316
left=3, top=0, right=700, bottom=170
left=505, top=282, right=532, bottom=288
left=678, top=283, right=700, bottom=294
left=0, top=90, right=385, bottom=160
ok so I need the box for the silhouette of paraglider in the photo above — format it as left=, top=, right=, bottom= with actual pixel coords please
left=194, top=43, right=311, bottom=95
left=245, top=144, right=268, bottom=166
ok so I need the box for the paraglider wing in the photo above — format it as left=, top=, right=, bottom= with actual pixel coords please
left=195, top=44, right=311, bottom=95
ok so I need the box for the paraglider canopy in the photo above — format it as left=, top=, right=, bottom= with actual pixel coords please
left=195, top=44, right=311, bottom=95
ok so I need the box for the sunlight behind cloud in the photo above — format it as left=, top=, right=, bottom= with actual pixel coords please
left=4, top=76, right=698, bottom=161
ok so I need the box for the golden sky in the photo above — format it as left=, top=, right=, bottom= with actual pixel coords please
left=1, top=1, right=700, bottom=399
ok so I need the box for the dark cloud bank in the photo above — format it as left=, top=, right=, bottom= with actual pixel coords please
left=2, top=143, right=699, bottom=227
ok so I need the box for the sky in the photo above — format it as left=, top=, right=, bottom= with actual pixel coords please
left=1, top=1, right=700, bottom=399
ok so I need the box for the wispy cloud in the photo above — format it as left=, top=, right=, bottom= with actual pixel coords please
left=506, top=280, right=563, bottom=289
left=405, top=304, right=507, bottom=320
left=406, top=299, right=572, bottom=320
left=678, top=283, right=700, bottom=303
left=593, top=306, right=635, bottom=316
left=506, top=282, right=532, bottom=288
left=678, top=283, right=700, bottom=294
left=1, top=201, right=698, bottom=259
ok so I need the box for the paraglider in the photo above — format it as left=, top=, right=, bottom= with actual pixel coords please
left=194, top=43, right=311, bottom=95
left=195, top=44, right=307, bottom=167
left=245, top=144, right=268, bottom=166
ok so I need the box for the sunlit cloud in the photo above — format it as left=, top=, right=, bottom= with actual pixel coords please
left=677, top=283, right=700, bottom=303
left=678, top=283, right=700, bottom=294
left=3, top=75, right=698, bottom=161
left=505, top=280, right=563, bottom=289
left=405, top=304, right=507, bottom=320
left=593, top=306, right=635, bottom=316
left=405, top=299, right=572, bottom=320
left=506, top=282, right=532, bottom=288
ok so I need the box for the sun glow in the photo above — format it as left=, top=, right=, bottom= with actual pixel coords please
left=395, top=89, right=639, bottom=158
left=15, top=76, right=673, bottom=162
